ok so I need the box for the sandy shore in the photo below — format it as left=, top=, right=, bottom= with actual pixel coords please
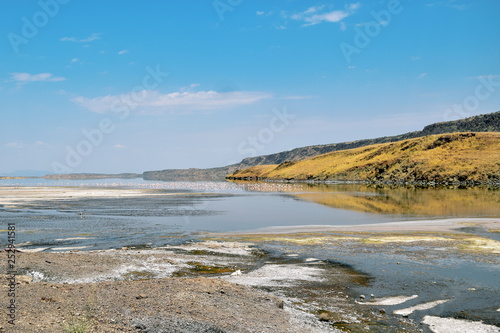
left=0, top=242, right=368, bottom=333
left=0, top=186, right=181, bottom=209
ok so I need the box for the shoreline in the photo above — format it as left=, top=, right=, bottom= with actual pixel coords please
left=227, top=177, right=500, bottom=187
left=225, top=218, right=500, bottom=234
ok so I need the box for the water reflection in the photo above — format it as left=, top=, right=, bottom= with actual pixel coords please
left=229, top=181, right=500, bottom=217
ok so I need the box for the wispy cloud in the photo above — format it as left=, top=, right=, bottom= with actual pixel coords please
left=72, top=88, right=272, bottom=114
left=10, top=72, right=66, bottom=84
left=60, top=32, right=101, bottom=43
left=291, top=3, right=360, bottom=27
left=118, top=49, right=129, bottom=55
left=417, top=72, right=428, bottom=79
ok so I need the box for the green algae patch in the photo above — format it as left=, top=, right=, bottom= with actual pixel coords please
left=204, top=233, right=360, bottom=245
left=173, top=262, right=236, bottom=277
left=360, top=235, right=453, bottom=244
left=457, top=237, right=500, bottom=254
left=121, top=270, right=157, bottom=281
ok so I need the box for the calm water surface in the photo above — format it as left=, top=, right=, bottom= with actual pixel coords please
left=1, top=178, right=499, bottom=330
left=0, top=178, right=499, bottom=250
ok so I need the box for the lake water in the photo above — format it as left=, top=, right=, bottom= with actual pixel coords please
left=1, top=178, right=499, bottom=250
left=1, top=178, right=499, bottom=330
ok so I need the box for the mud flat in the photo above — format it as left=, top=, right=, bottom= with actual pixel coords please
left=208, top=223, right=500, bottom=332
left=2, top=233, right=499, bottom=332
left=232, top=218, right=500, bottom=234
left=1, top=242, right=380, bottom=333
left=0, top=186, right=185, bottom=209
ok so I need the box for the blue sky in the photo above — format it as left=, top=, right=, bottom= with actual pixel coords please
left=1, top=0, right=499, bottom=174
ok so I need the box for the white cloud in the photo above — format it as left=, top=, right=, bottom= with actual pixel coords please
left=118, top=49, right=129, bottom=55
left=179, top=83, right=200, bottom=93
left=113, top=144, right=127, bottom=149
left=411, top=56, right=421, bottom=61
left=417, top=73, right=428, bottom=79
left=256, top=11, right=265, bottom=15
left=10, top=72, right=66, bottom=84
left=72, top=88, right=272, bottom=114
left=303, top=5, right=325, bottom=15
left=291, top=3, right=360, bottom=27
left=5, top=142, right=27, bottom=149
left=348, top=3, right=361, bottom=11
left=60, top=33, right=101, bottom=43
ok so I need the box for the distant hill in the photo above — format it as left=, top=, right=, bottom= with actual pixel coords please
left=143, top=167, right=232, bottom=182
left=143, top=111, right=500, bottom=181
left=227, top=132, right=500, bottom=185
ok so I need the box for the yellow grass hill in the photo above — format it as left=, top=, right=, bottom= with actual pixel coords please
left=226, top=132, right=500, bottom=185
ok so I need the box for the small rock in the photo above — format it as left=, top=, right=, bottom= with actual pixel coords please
left=230, top=270, right=242, bottom=277
left=359, top=295, right=366, bottom=300
left=277, top=300, right=284, bottom=309
left=380, top=308, right=386, bottom=314
left=136, top=294, right=148, bottom=299
left=318, top=312, right=330, bottom=322
left=370, top=294, right=375, bottom=298
left=41, top=297, right=56, bottom=303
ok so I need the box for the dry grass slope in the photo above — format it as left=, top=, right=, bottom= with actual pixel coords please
left=227, top=132, right=500, bottom=184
